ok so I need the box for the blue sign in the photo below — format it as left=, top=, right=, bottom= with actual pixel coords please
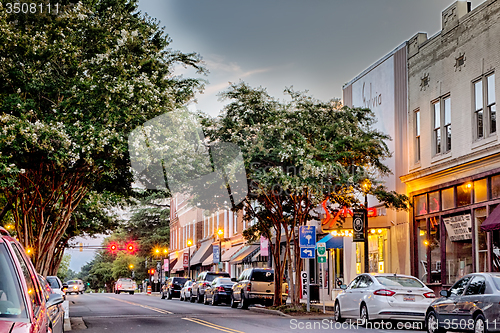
left=299, top=225, right=316, bottom=247
left=213, top=245, right=220, bottom=264
left=300, top=247, right=315, bottom=259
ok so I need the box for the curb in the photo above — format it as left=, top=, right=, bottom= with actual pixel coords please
left=69, top=317, right=87, bottom=330
left=249, top=307, right=291, bottom=317
left=64, top=318, right=72, bottom=331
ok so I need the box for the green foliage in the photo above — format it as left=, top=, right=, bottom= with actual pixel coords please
left=0, top=0, right=204, bottom=274
left=56, top=254, right=72, bottom=281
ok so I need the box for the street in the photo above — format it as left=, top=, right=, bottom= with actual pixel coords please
left=67, top=293, right=427, bottom=333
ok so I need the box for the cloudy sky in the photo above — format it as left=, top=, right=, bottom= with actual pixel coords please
left=68, top=0, right=482, bottom=271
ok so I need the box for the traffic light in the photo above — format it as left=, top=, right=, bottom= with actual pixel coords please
left=108, top=242, right=119, bottom=254
left=126, top=242, right=136, bottom=254
left=150, top=269, right=155, bottom=275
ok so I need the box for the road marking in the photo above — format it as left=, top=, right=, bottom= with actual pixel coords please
left=106, top=297, right=173, bottom=314
left=182, top=317, right=245, bottom=333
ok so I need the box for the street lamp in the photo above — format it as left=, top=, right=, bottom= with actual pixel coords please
left=217, top=229, right=224, bottom=273
left=362, top=179, right=372, bottom=273
left=187, top=240, right=193, bottom=279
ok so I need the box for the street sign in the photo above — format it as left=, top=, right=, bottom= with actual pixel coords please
left=183, top=252, right=189, bottom=268
left=299, top=225, right=316, bottom=247
left=300, top=247, right=315, bottom=259
left=213, top=244, right=220, bottom=264
left=353, top=210, right=365, bottom=242
left=317, top=243, right=327, bottom=263
left=163, top=259, right=169, bottom=272
left=300, top=271, right=308, bottom=299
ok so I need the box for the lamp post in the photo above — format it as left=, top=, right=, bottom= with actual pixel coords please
left=217, top=229, right=224, bottom=273
left=362, top=180, right=372, bottom=273
left=187, top=240, right=193, bottom=279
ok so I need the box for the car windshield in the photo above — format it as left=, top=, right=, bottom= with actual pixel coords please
left=206, top=274, right=229, bottom=282
left=47, top=277, right=61, bottom=289
left=67, top=280, right=79, bottom=285
left=376, top=276, right=425, bottom=288
left=174, top=278, right=188, bottom=284
left=0, top=244, right=28, bottom=319
left=251, top=271, right=274, bottom=282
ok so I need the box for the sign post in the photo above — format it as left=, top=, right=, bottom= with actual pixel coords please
left=299, top=226, right=316, bottom=312
left=317, top=243, right=327, bottom=314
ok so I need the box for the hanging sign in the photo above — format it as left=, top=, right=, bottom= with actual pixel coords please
left=443, top=214, right=472, bottom=241
left=352, top=210, right=365, bottom=242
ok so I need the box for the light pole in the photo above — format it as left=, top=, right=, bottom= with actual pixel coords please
left=187, top=240, right=193, bottom=279
left=362, top=180, right=372, bottom=273
left=217, top=229, right=224, bottom=273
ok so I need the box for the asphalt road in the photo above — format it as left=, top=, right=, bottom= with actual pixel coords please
left=68, top=293, right=427, bottom=333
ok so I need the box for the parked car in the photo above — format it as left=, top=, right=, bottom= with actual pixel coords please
left=425, top=273, right=500, bottom=333
left=203, top=277, right=235, bottom=306
left=191, top=271, right=230, bottom=303
left=66, top=279, right=84, bottom=295
left=38, top=274, right=65, bottom=333
left=115, top=278, right=137, bottom=295
left=180, top=280, right=193, bottom=301
left=46, top=275, right=66, bottom=300
left=161, top=277, right=188, bottom=299
left=0, top=227, right=64, bottom=333
left=231, top=268, right=288, bottom=309
left=334, top=273, right=435, bottom=323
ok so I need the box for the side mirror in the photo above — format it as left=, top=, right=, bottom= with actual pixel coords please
left=439, top=290, right=450, bottom=297
left=46, top=293, right=64, bottom=308
left=340, top=284, right=347, bottom=290
left=231, top=278, right=237, bottom=282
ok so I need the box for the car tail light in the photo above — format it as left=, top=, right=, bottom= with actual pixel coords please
left=187, top=287, right=191, bottom=291
left=373, top=289, right=396, bottom=296
left=217, top=286, right=225, bottom=292
left=285, top=285, right=289, bottom=294
left=246, top=283, right=251, bottom=292
left=424, top=292, right=436, bottom=298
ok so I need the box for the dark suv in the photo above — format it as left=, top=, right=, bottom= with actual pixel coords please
left=191, top=271, right=230, bottom=303
left=161, top=277, right=188, bottom=299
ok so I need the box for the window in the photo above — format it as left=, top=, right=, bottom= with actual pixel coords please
left=474, top=179, right=488, bottom=203
left=492, top=175, right=500, bottom=199
left=442, top=188, right=455, bottom=210
left=474, top=73, right=496, bottom=139
left=432, top=96, right=451, bottom=155
left=449, top=276, right=472, bottom=296
left=415, top=110, right=421, bottom=162
left=457, top=182, right=472, bottom=207
left=429, top=191, right=440, bottom=213
left=415, top=194, right=427, bottom=216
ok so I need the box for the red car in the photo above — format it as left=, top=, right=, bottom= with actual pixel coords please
left=0, top=227, right=64, bottom=333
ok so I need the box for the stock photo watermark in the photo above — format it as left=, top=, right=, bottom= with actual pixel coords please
left=289, top=319, right=424, bottom=331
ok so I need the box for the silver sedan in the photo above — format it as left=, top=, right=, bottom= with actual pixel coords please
left=334, top=273, right=436, bottom=323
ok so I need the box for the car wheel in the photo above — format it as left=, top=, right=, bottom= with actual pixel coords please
left=360, top=304, right=369, bottom=326
left=190, top=294, right=195, bottom=303
left=426, top=311, right=444, bottom=333
left=334, top=301, right=344, bottom=323
left=203, top=294, right=209, bottom=305
left=240, top=293, right=249, bottom=309
left=197, top=293, right=203, bottom=303
left=130, top=291, right=134, bottom=295
left=211, top=295, right=218, bottom=306
left=474, top=314, right=487, bottom=333
left=230, top=294, right=238, bottom=308
left=167, top=290, right=172, bottom=299
left=161, top=291, right=166, bottom=299
left=179, top=293, right=184, bottom=301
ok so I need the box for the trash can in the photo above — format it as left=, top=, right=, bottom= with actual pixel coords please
left=310, top=284, right=320, bottom=303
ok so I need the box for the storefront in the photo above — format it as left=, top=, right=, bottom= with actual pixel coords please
left=411, top=170, right=500, bottom=289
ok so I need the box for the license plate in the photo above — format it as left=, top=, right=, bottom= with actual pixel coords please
left=403, top=295, right=415, bottom=302
left=258, top=295, right=273, bottom=299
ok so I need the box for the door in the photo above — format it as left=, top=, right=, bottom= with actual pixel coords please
left=435, top=276, right=472, bottom=323
left=455, top=275, right=486, bottom=323
left=339, top=276, right=361, bottom=317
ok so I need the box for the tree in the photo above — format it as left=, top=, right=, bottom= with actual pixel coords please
left=56, top=253, right=72, bottom=281
left=0, top=0, right=205, bottom=275
left=202, top=82, right=408, bottom=305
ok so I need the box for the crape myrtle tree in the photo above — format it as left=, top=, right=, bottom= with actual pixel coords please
left=202, top=82, right=408, bottom=306
left=0, top=0, right=205, bottom=275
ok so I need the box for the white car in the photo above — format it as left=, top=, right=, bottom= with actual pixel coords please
left=180, top=280, right=193, bottom=301
left=46, top=275, right=66, bottom=300
left=334, top=273, right=436, bottom=323
left=115, top=278, right=137, bottom=295
left=66, top=279, right=85, bottom=295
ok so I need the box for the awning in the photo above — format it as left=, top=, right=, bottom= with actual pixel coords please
left=317, top=234, right=343, bottom=249
left=221, top=244, right=245, bottom=262
left=190, top=241, right=213, bottom=265
left=481, top=205, right=500, bottom=231
left=230, top=245, right=259, bottom=264
left=171, top=254, right=185, bottom=272
left=202, top=253, right=214, bottom=266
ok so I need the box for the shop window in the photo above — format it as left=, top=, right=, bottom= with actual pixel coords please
left=415, top=194, right=427, bottom=216
left=442, top=188, right=455, bottom=210
left=492, top=175, right=500, bottom=199
left=332, top=248, right=344, bottom=288
left=474, top=179, right=488, bottom=203
left=429, top=191, right=440, bottom=213
left=444, top=214, right=473, bottom=284
left=457, top=182, right=472, bottom=207
left=417, top=219, right=428, bottom=282
left=429, top=217, right=441, bottom=283
left=475, top=207, right=488, bottom=272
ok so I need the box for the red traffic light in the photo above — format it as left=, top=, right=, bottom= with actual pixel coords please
left=126, top=242, right=136, bottom=254
left=108, top=242, right=119, bottom=254
left=150, top=269, right=155, bottom=274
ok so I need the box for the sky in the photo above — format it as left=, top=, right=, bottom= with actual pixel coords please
left=67, top=0, right=483, bottom=272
